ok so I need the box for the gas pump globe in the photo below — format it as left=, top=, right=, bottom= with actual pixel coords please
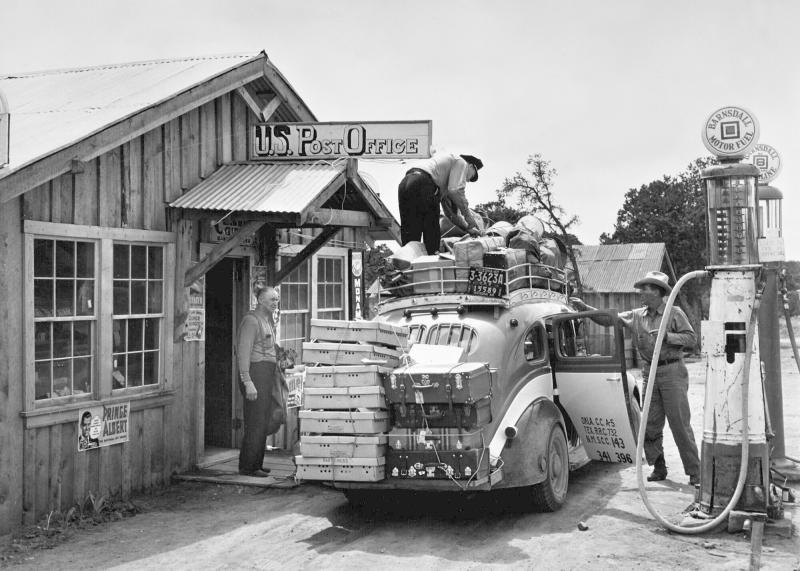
left=702, top=162, right=761, bottom=266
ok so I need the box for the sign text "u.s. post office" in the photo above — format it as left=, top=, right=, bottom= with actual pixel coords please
left=250, top=121, right=432, bottom=161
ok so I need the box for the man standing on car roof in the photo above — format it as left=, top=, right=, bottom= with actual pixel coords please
left=397, top=152, right=484, bottom=254
left=571, top=271, right=700, bottom=486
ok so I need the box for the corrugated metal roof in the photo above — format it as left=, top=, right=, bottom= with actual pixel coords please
left=0, top=53, right=260, bottom=172
left=574, top=243, right=667, bottom=292
left=169, top=163, right=345, bottom=214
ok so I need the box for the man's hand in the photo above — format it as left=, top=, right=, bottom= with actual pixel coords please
left=569, top=297, right=588, bottom=310
left=467, top=227, right=481, bottom=238
left=243, top=379, right=258, bottom=400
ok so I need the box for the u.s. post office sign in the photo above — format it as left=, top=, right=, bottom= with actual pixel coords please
left=250, top=121, right=432, bottom=161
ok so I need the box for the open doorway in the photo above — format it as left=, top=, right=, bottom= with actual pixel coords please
left=204, top=257, right=247, bottom=451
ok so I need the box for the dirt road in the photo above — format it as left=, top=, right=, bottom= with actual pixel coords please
left=2, top=352, right=799, bottom=570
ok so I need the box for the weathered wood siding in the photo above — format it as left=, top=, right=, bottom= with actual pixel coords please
left=7, top=89, right=260, bottom=529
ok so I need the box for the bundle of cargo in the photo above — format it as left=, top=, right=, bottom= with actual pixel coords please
left=407, top=255, right=465, bottom=294
left=295, top=319, right=409, bottom=483
left=381, top=361, right=493, bottom=482
left=483, top=247, right=528, bottom=293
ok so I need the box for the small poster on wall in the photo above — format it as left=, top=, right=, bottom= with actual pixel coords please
left=184, top=276, right=205, bottom=342
left=78, top=402, right=130, bottom=451
left=285, top=369, right=304, bottom=409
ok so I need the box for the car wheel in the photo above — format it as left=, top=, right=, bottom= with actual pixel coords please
left=531, top=423, right=569, bottom=512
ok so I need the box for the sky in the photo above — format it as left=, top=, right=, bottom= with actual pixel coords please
left=2, top=0, right=799, bottom=260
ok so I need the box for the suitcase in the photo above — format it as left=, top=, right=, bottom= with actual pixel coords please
left=483, top=248, right=529, bottom=293
left=452, top=236, right=505, bottom=281
left=302, top=342, right=401, bottom=367
left=387, top=240, right=427, bottom=270
left=390, top=397, right=492, bottom=429
left=300, top=434, right=387, bottom=458
left=299, top=410, right=390, bottom=434
left=295, top=455, right=386, bottom=482
left=304, top=365, right=390, bottom=388
left=383, top=362, right=492, bottom=405
left=387, top=427, right=486, bottom=451
left=408, top=255, right=463, bottom=294
left=303, top=386, right=387, bottom=410
left=310, top=319, right=408, bottom=348
left=386, top=448, right=490, bottom=480
left=485, top=220, right=514, bottom=241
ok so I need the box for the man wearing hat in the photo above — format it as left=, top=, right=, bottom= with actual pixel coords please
left=571, top=271, right=700, bottom=486
left=398, top=152, right=484, bottom=255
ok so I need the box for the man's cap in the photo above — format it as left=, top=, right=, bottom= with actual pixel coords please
left=460, top=154, right=483, bottom=182
left=634, top=271, right=672, bottom=294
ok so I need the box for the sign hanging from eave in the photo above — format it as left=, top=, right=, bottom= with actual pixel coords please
left=250, top=121, right=432, bottom=161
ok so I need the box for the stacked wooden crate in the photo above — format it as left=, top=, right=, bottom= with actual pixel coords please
left=295, top=319, right=408, bottom=482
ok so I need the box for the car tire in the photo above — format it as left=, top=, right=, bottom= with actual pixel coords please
left=531, top=423, right=569, bottom=512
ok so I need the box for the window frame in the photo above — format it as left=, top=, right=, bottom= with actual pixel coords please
left=23, top=221, right=175, bottom=412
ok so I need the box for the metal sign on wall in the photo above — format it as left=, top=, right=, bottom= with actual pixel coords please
left=250, top=121, right=432, bottom=161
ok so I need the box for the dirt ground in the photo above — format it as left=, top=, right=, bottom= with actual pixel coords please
left=2, top=332, right=799, bottom=570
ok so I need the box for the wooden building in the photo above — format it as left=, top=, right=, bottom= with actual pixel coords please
left=573, top=243, right=676, bottom=365
left=0, top=52, right=403, bottom=532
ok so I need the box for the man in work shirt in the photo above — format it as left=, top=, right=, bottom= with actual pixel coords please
left=237, top=286, right=283, bottom=477
left=571, top=271, right=700, bottom=486
left=398, top=152, right=483, bottom=254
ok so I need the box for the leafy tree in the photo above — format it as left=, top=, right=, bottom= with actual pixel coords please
left=489, top=154, right=585, bottom=295
left=601, top=157, right=719, bottom=345
left=364, top=242, right=393, bottom=288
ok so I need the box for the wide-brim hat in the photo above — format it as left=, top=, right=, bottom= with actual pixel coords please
left=460, top=154, right=483, bottom=182
left=633, top=271, right=672, bottom=294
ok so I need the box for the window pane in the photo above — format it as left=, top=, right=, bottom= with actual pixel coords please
left=113, top=245, right=129, bottom=279
left=148, top=281, right=163, bottom=313
left=128, top=353, right=143, bottom=387
left=143, top=351, right=158, bottom=385
left=34, top=239, right=53, bottom=277
left=144, top=319, right=159, bottom=350
left=74, top=321, right=91, bottom=356
left=299, top=284, right=309, bottom=310
left=34, top=279, right=53, bottom=317
left=35, top=322, right=51, bottom=360
left=113, top=320, right=127, bottom=352
left=76, top=242, right=94, bottom=277
left=52, top=359, right=71, bottom=396
left=131, top=281, right=147, bottom=314
left=53, top=321, right=71, bottom=358
left=55, top=241, right=74, bottom=278
left=76, top=280, right=94, bottom=316
left=148, top=247, right=163, bottom=278
left=114, top=280, right=129, bottom=314
left=112, top=355, right=126, bottom=389
left=73, top=357, right=91, bottom=394
left=35, top=362, right=52, bottom=400
left=131, top=246, right=147, bottom=279
left=128, top=319, right=143, bottom=351
left=56, top=279, right=74, bottom=316
left=317, top=284, right=324, bottom=308
left=333, top=259, right=342, bottom=281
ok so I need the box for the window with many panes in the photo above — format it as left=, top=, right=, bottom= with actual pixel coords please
left=33, top=239, right=96, bottom=400
left=316, top=256, right=344, bottom=320
left=26, top=222, right=172, bottom=408
left=278, top=255, right=310, bottom=359
left=112, top=244, right=164, bottom=389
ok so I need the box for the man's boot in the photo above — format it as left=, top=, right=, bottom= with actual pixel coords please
left=647, top=454, right=667, bottom=481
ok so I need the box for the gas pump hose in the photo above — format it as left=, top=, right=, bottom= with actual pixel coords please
left=635, top=269, right=759, bottom=534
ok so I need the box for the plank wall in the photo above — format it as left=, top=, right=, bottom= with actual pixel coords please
left=7, top=90, right=263, bottom=528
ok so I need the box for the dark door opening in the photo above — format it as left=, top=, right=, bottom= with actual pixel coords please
left=204, top=258, right=235, bottom=448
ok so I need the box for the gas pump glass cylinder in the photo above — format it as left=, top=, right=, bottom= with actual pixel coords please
left=703, top=164, right=760, bottom=266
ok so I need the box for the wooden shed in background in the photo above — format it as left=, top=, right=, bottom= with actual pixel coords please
left=573, top=243, right=676, bottom=366
left=0, top=52, right=404, bottom=532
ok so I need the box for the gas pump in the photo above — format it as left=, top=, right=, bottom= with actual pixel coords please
left=636, top=106, right=791, bottom=535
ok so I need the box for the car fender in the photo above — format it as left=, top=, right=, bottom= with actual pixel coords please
left=492, top=397, right=564, bottom=489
